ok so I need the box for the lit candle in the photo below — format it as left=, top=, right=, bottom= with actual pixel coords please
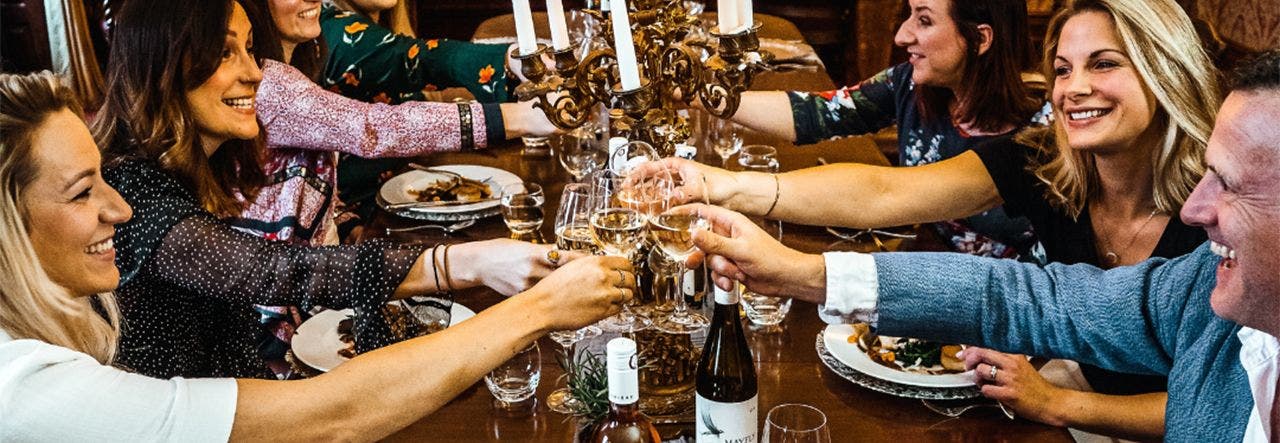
left=609, top=0, right=641, bottom=90
left=546, top=0, right=571, bottom=50
left=512, top=0, right=538, bottom=55
left=740, top=0, right=753, bottom=30
left=717, top=0, right=738, bottom=34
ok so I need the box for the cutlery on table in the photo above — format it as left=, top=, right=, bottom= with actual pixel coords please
left=385, top=219, right=476, bottom=235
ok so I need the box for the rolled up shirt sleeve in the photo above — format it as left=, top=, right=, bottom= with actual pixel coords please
left=817, top=251, right=880, bottom=325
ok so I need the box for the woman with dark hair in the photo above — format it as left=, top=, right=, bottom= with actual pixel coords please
left=233, top=0, right=552, bottom=246
left=0, top=69, right=629, bottom=441
left=90, top=0, right=621, bottom=380
left=728, top=0, right=1045, bottom=259
left=643, top=0, right=1221, bottom=438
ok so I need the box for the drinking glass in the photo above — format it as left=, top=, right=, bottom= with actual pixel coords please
left=586, top=170, right=652, bottom=332
left=608, top=140, right=660, bottom=176
left=763, top=403, right=831, bottom=443
left=649, top=210, right=710, bottom=332
left=500, top=182, right=546, bottom=240
left=741, top=289, right=793, bottom=326
left=709, top=117, right=743, bottom=167
left=553, top=183, right=599, bottom=253
left=485, top=342, right=542, bottom=407
left=555, top=122, right=607, bottom=182
left=547, top=183, right=604, bottom=413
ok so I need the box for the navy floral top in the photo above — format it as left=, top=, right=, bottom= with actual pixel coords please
left=789, top=63, right=1049, bottom=259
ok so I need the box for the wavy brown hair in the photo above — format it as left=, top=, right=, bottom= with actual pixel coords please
left=916, top=0, right=1040, bottom=134
left=93, top=0, right=267, bottom=216
left=0, top=71, right=121, bottom=364
left=1021, top=0, right=1220, bottom=218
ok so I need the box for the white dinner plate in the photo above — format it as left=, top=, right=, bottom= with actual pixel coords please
left=377, top=165, right=522, bottom=221
left=821, top=324, right=976, bottom=389
left=293, top=303, right=476, bottom=372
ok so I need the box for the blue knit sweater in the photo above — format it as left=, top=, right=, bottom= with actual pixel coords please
left=872, top=242, right=1251, bottom=441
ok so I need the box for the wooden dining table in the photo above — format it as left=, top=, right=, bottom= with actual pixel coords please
left=359, top=12, right=1074, bottom=443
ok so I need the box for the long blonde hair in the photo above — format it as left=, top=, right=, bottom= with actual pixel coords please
left=1021, top=0, right=1220, bottom=218
left=0, top=71, right=121, bottom=364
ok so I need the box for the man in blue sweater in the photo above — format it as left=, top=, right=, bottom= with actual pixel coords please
left=681, top=51, right=1280, bottom=441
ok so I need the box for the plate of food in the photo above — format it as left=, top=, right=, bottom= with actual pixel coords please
left=377, top=165, right=522, bottom=221
left=821, top=324, right=974, bottom=389
left=292, top=302, right=476, bottom=372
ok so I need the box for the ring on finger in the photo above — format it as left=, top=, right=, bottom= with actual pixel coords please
left=615, top=286, right=627, bottom=304
left=988, top=365, right=999, bottom=382
left=616, top=269, right=627, bottom=287
left=545, top=249, right=561, bottom=267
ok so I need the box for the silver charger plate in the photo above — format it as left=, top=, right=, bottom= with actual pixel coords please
left=816, top=333, right=981, bottom=400
left=377, top=165, right=522, bottom=222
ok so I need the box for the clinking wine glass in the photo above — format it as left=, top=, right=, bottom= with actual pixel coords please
left=547, top=183, right=604, bottom=413
left=556, top=119, right=607, bottom=182
left=587, top=170, right=653, bottom=332
left=649, top=210, right=711, bottom=332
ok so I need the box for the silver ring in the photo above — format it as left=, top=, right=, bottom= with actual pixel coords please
left=545, top=249, right=561, bottom=266
left=616, top=269, right=627, bottom=287
left=615, top=286, right=627, bottom=304
left=988, top=365, right=999, bottom=382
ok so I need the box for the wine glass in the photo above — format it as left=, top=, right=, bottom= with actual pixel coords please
left=500, top=182, right=546, bottom=241
left=763, top=403, right=831, bottom=443
left=547, top=183, right=604, bottom=413
left=616, top=169, right=676, bottom=222
left=709, top=117, right=743, bottom=167
left=649, top=210, right=710, bottom=332
left=586, top=170, right=653, bottom=332
left=555, top=119, right=607, bottom=182
left=608, top=140, right=660, bottom=176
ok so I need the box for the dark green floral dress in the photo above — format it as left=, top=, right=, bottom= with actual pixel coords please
left=319, top=5, right=511, bottom=104
left=318, top=5, right=513, bottom=222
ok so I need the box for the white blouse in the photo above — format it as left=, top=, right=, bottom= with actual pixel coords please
left=0, top=330, right=237, bottom=442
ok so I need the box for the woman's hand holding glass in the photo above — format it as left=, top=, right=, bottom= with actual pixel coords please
left=627, top=157, right=740, bottom=208
left=523, top=255, right=637, bottom=332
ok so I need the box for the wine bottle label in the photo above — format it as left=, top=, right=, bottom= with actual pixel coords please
left=683, top=269, right=698, bottom=296
left=713, top=285, right=740, bottom=304
left=695, top=394, right=758, bottom=443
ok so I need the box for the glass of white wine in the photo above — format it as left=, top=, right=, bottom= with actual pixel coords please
left=500, top=182, right=545, bottom=241
left=547, top=183, right=603, bottom=413
left=587, top=170, right=652, bottom=332
left=763, top=403, right=831, bottom=443
left=649, top=210, right=710, bottom=332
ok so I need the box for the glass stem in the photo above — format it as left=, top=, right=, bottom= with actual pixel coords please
left=672, top=265, right=690, bottom=320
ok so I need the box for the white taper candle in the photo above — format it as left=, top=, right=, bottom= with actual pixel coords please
left=609, top=0, right=641, bottom=90
left=512, top=0, right=538, bottom=55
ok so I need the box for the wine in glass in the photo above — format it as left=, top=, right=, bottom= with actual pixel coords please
left=587, top=170, right=653, bottom=332
left=500, top=182, right=546, bottom=241
left=649, top=211, right=710, bottom=331
left=547, top=183, right=604, bottom=413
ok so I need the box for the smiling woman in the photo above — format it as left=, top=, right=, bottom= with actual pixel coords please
left=0, top=71, right=633, bottom=443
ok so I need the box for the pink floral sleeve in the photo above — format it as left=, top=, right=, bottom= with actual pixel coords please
left=256, top=59, right=489, bottom=157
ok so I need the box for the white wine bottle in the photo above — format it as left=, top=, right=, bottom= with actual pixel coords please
left=695, top=284, right=758, bottom=443
left=591, top=338, right=662, bottom=443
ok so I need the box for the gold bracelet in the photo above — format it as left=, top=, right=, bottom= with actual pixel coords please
left=764, top=174, right=781, bottom=217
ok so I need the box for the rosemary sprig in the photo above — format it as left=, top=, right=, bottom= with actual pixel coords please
left=558, top=347, right=610, bottom=422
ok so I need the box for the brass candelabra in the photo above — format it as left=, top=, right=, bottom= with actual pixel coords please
left=510, top=0, right=773, bottom=155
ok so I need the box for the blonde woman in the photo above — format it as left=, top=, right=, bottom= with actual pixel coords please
left=0, top=70, right=630, bottom=442
left=638, top=0, right=1219, bottom=438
